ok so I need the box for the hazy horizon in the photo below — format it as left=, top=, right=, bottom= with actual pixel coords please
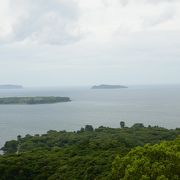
left=1, top=83, right=180, bottom=88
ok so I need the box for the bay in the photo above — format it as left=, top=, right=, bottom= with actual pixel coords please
left=0, top=85, right=180, bottom=148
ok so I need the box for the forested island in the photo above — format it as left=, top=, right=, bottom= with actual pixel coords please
left=0, top=96, right=71, bottom=104
left=92, top=84, right=128, bottom=89
left=0, top=123, right=179, bottom=179
left=0, top=84, right=23, bottom=89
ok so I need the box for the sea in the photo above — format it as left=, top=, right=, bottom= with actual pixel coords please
left=0, top=85, right=180, bottom=148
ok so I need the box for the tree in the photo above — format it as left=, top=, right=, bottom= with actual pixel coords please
left=112, top=137, right=180, bottom=180
left=85, top=125, right=94, bottom=132
left=0, top=140, right=18, bottom=154
left=120, top=121, right=125, bottom=128
left=80, top=127, right=85, bottom=132
left=17, top=135, right=21, bottom=141
left=132, top=123, right=144, bottom=128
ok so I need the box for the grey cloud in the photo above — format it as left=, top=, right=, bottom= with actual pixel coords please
left=119, top=0, right=129, bottom=6
left=102, top=0, right=110, bottom=7
left=4, top=0, right=82, bottom=45
left=102, top=0, right=129, bottom=7
left=118, top=0, right=178, bottom=6
left=143, top=8, right=176, bottom=27
left=146, top=0, right=178, bottom=4
left=0, top=29, right=180, bottom=86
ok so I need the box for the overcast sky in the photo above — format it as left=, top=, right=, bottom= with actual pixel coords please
left=0, top=0, right=180, bottom=86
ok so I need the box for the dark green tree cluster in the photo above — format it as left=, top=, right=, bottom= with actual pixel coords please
left=0, top=124, right=179, bottom=180
left=0, top=96, right=71, bottom=104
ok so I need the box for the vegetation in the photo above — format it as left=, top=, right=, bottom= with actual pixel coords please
left=0, top=84, right=23, bottom=89
left=112, top=137, right=180, bottom=180
left=0, top=96, right=71, bottom=104
left=0, top=124, right=179, bottom=179
left=120, top=121, right=125, bottom=128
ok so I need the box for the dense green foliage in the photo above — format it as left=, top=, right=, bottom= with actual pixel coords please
left=0, top=125, right=179, bottom=179
left=0, top=96, right=71, bottom=104
left=112, top=137, right=180, bottom=180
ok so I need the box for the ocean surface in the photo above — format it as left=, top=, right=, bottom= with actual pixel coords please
left=0, top=85, right=180, bottom=148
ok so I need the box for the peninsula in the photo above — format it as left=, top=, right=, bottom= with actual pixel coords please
left=0, top=96, right=71, bottom=104
left=0, top=85, right=23, bottom=89
left=92, top=84, right=128, bottom=89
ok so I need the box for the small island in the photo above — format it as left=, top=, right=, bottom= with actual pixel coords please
left=0, top=96, right=71, bottom=104
left=0, top=85, right=23, bottom=89
left=92, top=84, right=128, bottom=89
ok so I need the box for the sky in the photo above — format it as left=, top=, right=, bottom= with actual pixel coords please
left=0, top=0, right=180, bottom=86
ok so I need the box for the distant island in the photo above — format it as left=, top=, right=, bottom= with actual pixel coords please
left=0, top=85, right=23, bottom=89
left=92, top=84, right=128, bottom=89
left=0, top=96, right=71, bottom=104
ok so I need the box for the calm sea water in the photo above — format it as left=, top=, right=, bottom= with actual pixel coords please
left=0, top=85, right=180, bottom=148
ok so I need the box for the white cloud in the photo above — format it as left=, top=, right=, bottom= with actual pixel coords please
left=143, top=9, right=175, bottom=26
left=0, top=0, right=180, bottom=85
left=0, top=0, right=180, bottom=44
left=0, top=0, right=82, bottom=45
left=146, top=0, right=179, bottom=4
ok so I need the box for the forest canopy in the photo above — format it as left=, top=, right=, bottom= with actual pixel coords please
left=0, top=96, right=71, bottom=104
left=0, top=124, right=179, bottom=180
